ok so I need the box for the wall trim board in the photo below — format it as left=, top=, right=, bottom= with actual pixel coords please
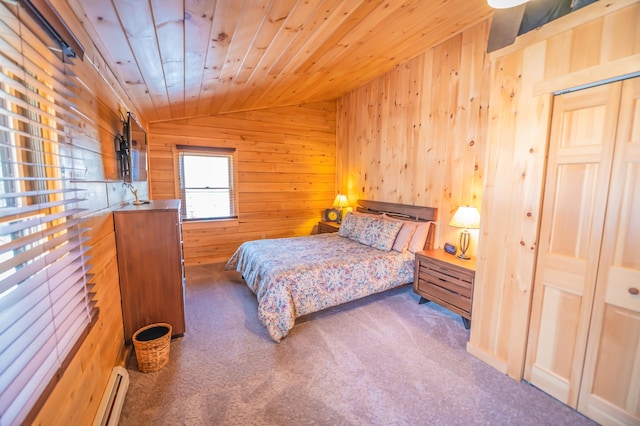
left=533, top=55, right=640, bottom=95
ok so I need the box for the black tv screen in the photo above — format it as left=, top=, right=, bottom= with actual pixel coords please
left=123, top=112, right=148, bottom=183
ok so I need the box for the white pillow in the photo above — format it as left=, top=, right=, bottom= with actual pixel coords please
left=393, top=222, right=418, bottom=252
left=408, top=222, right=431, bottom=253
left=382, top=214, right=418, bottom=253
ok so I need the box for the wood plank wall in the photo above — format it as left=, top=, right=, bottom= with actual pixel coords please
left=468, top=0, right=640, bottom=380
left=336, top=19, right=491, bottom=253
left=147, top=102, right=337, bottom=265
left=336, top=0, right=639, bottom=382
left=19, top=3, right=146, bottom=424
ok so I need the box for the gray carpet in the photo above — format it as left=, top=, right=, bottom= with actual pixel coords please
left=119, top=263, right=595, bottom=426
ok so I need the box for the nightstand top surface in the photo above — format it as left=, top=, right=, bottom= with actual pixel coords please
left=319, top=220, right=340, bottom=228
left=416, top=248, right=476, bottom=272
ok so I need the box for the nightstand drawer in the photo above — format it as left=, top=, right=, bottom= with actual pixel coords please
left=318, top=221, right=340, bottom=234
left=417, top=264, right=473, bottom=297
left=416, top=275, right=472, bottom=313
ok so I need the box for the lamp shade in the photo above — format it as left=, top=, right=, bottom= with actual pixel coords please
left=449, top=206, right=481, bottom=229
left=487, top=0, right=529, bottom=9
left=332, top=194, right=350, bottom=208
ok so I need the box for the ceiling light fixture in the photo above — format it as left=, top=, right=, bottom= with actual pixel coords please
left=487, top=0, right=530, bottom=9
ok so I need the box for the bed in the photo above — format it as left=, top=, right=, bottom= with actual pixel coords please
left=225, top=200, right=437, bottom=342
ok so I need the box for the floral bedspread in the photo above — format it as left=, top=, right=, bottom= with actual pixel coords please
left=225, top=233, right=415, bottom=342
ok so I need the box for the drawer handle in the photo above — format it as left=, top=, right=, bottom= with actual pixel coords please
left=629, top=287, right=639, bottom=296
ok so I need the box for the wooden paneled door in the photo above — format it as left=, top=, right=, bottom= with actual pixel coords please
left=577, top=77, right=640, bottom=424
left=526, top=76, right=640, bottom=425
left=524, top=82, right=621, bottom=406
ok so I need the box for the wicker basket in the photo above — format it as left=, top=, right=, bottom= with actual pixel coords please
left=132, top=323, right=172, bottom=373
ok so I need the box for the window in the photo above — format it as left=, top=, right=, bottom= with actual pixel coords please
left=0, top=3, right=95, bottom=425
left=177, top=146, right=237, bottom=220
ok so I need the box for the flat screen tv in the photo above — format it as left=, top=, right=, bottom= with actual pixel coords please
left=121, top=112, right=148, bottom=183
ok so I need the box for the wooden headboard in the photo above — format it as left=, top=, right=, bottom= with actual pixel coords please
left=355, top=199, right=438, bottom=250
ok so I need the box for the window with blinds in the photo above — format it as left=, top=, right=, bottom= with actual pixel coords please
left=176, top=146, right=238, bottom=220
left=0, top=3, right=96, bottom=425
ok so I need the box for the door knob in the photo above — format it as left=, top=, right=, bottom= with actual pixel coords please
left=629, top=287, right=639, bottom=295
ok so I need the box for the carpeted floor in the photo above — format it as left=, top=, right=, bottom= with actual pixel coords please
left=119, top=263, right=595, bottom=426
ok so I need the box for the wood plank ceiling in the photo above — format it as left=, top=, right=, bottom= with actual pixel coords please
left=65, top=0, right=493, bottom=123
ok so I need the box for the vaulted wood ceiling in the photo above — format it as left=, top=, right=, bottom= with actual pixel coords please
left=65, top=0, right=493, bottom=123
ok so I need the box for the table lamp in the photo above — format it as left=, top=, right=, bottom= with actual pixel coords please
left=332, top=194, right=350, bottom=223
left=449, top=206, right=481, bottom=260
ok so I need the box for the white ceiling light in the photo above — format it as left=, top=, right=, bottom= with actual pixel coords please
left=488, top=0, right=530, bottom=9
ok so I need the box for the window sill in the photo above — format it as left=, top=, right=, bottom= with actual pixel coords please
left=182, top=218, right=239, bottom=230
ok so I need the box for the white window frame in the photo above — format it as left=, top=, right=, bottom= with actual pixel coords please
left=175, top=145, right=238, bottom=221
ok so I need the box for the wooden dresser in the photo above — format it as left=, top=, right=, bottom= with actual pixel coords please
left=414, top=249, right=476, bottom=329
left=114, top=199, right=186, bottom=343
left=317, top=221, right=340, bottom=234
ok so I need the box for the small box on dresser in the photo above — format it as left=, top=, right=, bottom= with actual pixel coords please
left=413, top=249, right=476, bottom=330
left=114, top=199, right=186, bottom=343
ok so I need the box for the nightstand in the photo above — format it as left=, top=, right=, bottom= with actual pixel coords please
left=318, top=221, right=340, bottom=234
left=414, top=249, right=476, bottom=329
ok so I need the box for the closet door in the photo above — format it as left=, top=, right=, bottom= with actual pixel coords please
left=525, top=82, right=622, bottom=407
left=578, top=77, right=640, bottom=424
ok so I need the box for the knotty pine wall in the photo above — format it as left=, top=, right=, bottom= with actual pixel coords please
left=336, top=0, right=639, bottom=382
left=17, top=2, right=147, bottom=424
left=469, top=0, right=640, bottom=380
left=147, top=102, right=336, bottom=265
left=336, top=19, right=491, bottom=255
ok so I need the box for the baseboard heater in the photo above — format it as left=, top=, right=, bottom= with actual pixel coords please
left=93, top=366, right=129, bottom=426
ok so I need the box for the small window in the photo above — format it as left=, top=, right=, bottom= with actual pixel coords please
left=177, top=146, right=237, bottom=220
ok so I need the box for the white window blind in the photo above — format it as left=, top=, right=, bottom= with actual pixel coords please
left=0, top=3, right=96, bottom=425
left=177, top=146, right=238, bottom=220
